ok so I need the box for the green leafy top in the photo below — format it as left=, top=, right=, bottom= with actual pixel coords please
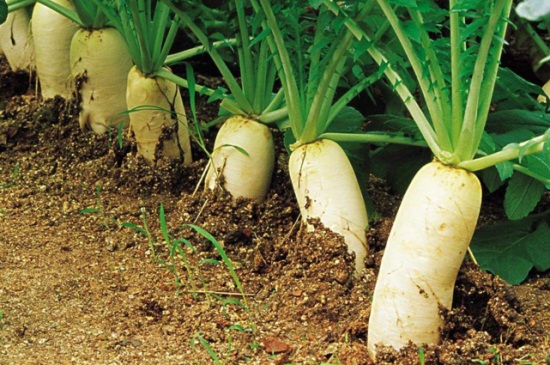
left=160, top=0, right=287, bottom=124
left=0, top=0, right=7, bottom=24
left=253, top=0, right=383, bottom=147
left=325, top=0, right=550, bottom=173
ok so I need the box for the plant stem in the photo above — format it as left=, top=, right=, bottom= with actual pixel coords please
left=162, top=0, right=253, bottom=113
left=376, top=0, right=452, bottom=153
left=155, top=67, right=225, bottom=98
left=323, top=0, right=442, bottom=157
left=450, top=0, right=464, bottom=146
left=258, top=0, right=303, bottom=139
left=455, top=0, right=513, bottom=161
left=319, top=132, right=427, bottom=147
left=458, top=134, right=548, bottom=171
left=165, top=38, right=238, bottom=65
left=513, top=164, right=550, bottom=186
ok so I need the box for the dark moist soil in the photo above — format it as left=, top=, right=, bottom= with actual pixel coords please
left=0, top=54, right=549, bottom=365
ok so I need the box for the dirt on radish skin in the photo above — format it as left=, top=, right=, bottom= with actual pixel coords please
left=0, top=57, right=549, bottom=364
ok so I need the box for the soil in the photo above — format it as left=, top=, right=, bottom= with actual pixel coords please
left=0, top=54, right=549, bottom=365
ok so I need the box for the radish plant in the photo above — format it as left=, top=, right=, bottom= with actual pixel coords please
left=37, top=0, right=132, bottom=134
left=0, top=1, right=34, bottom=72
left=31, top=0, right=78, bottom=99
left=161, top=0, right=287, bottom=202
left=91, top=0, right=192, bottom=166
left=325, top=0, right=550, bottom=360
left=250, top=0, right=396, bottom=275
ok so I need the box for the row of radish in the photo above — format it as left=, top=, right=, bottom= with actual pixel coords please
left=1, top=0, right=549, bottom=362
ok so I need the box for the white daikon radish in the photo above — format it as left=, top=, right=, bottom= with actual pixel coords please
left=205, top=116, right=274, bottom=201
left=367, top=160, right=482, bottom=359
left=0, top=7, right=33, bottom=71
left=127, top=65, right=192, bottom=165
left=70, top=27, right=132, bottom=134
left=289, top=139, right=369, bottom=274
left=31, top=0, right=78, bottom=99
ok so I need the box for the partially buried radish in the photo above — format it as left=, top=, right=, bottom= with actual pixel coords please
left=31, top=0, right=78, bottom=99
left=70, top=27, right=132, bottom=134
left=367, top=160, right=482, bottom=358
left=205, top=116, right=275, bottom=202
left=0, top=7, right=33, bottom=72
left=127, top=65, right=192, bottom=165
left=289, top=139, right=369, bottom=275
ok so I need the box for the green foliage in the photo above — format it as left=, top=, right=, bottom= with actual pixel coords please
left=79, top=185, right=118, bottom=229
left=471, top=213, right=550, bottom=284
left=91, top=0, right=180, bottom=74
left=478, top=126, right=550, bottom=219
left=418, top=346, right=425, bottom=365
left=37, top=0, right=107, bottom=28
left=0, top=0, right=7, bottom=24
left=193, top=332, right=224, bottom=364
left=161, top=0, right=286, bottom=122
left=257, top=0, right=382, bottom=144
left=504, top=173, right=546, bottom=220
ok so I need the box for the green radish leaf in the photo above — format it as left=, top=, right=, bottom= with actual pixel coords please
left=478, top=131, right=497, bottom=155
left=388, top=0, right=417, bottom=7
left=471, top=219, right=550, bottom=284
left=504, top=172, right=546, bottom=220
left=479, top=167, right=504, bottom=193
left=486, top=110, right=550, bottom=135
left=308, top=0, right=323, bottom=9
left=370, top=145, right=431, bottom=195
left=492, top=129, right=535, bottom=148
left=249, top=27, right=271, bottom=48
left=353, top=37, right=371, bottom=62
left=365, top=114, right=422, bottom=138
left=495, top=161, right=514, bottom=182
left=329, top=106, right=364, bottom=130
left=524, top=154, right=550, bottom=188
left=492, top=69, right=543, bottom=111
left=0, top=0, right=6, bottom=24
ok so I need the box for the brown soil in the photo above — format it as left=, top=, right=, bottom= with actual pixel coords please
left=0, top=56, right=549, bottom=365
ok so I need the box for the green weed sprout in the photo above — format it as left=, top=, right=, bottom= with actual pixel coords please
left=79, top=184, right=118, bottom=229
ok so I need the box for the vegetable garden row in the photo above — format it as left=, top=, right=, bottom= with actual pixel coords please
left=1, top=0, right=549, bottom=362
